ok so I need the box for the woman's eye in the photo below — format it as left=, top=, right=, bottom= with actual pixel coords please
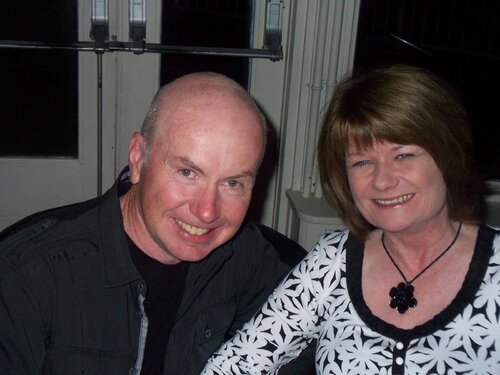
left=396, top=153, right=415, bottom=160
left=350, top=160, right=371, bottom=168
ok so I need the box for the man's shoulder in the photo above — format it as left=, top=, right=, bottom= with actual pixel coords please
left=231, top=221, right=308, bottom=268
left=0, top=197, right=102, bottom=268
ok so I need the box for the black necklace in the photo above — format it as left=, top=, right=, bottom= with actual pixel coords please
left=381, top=223, right=462, bottom=314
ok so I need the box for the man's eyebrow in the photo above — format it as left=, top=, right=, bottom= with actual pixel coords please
left=176, top=157, right=204, bottom=174
left=226, top=170, right=255, bottom=180
left=176, top=157, right=256, bottom=180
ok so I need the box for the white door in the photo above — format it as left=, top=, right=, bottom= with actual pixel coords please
left=0, top=0, right=291, bottom=231
left=0, top=0, right=161, bottom=231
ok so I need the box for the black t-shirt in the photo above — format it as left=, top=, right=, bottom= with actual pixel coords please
left=128, top=236, right=189, bottom=375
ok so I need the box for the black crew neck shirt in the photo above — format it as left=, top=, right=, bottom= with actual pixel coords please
left=128, top=236, right=189, bottom=375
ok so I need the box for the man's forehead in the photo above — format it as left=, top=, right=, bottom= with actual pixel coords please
left=159, top=94, right=261, bottom=136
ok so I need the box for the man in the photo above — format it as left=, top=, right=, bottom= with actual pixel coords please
left=0, top=73, right=313, bottom=374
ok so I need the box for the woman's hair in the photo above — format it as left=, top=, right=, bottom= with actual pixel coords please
left=317, top=64, right=482, bottom=240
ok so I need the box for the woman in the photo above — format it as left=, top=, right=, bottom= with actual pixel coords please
left=201, top=65, right=500, bottom=374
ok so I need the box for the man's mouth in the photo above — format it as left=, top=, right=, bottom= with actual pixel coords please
left=374, top=193, right=414, bottom=206
left=176, top=219, right=210, bottom=236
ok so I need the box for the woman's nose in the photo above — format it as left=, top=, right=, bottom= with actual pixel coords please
left=372, top=162, right=398, bottom=191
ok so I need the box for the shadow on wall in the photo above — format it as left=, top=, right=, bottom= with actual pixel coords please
left=245, top=106, right=279, bottom=223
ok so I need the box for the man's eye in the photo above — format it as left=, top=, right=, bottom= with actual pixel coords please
left=180, top=169, right=194, bottom=178
left=227, top=179, right=241, bottom=189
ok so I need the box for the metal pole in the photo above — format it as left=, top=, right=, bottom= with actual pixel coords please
left=0, top=40, right=283, bottom=60
left=97, top=53, right=103, bottom=196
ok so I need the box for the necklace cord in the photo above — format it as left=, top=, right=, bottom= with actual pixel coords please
left=381, top=223, right=463, bottom=285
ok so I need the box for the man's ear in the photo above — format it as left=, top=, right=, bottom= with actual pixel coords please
left=128, top=132, right=147, bottom=184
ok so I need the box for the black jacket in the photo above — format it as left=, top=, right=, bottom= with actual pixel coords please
left=0, top=170, right=313, bottom=375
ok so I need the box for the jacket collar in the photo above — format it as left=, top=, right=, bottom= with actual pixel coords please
left=99, top=167, right=143, bottom=287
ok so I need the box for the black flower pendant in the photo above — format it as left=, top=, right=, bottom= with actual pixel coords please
left=389, top=282, right=418, bottom=314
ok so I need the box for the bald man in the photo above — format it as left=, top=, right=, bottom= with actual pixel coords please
left=0, top=73, right=314, bottom=375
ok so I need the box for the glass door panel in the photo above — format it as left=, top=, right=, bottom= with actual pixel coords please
left=0, top=0, right=78, bottom=158
left=160, top=0, right=253, bottom=86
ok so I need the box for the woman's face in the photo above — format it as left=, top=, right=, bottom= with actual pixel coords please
left=345, top=140, right=448, bottom=235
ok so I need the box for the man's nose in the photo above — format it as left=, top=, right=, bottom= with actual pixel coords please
left=192, top=184, right=221, bottom=224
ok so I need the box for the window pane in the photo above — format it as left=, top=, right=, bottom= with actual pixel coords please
left=0, top=0, right=78, bottom=158
left=160, top=0, right=253, bottom=87
left=354, top=0, right=500, bottom=181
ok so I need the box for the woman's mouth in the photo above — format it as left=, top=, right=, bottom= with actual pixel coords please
left=374, top=193, right=414, bottom=206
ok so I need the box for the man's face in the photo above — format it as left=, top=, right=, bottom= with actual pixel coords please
left=125, top=93, right=264, bottom=264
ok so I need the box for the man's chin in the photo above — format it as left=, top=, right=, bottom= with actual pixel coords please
left=176, top=249, right=214, bottom=263
left=172, top=242, right=222, bottom=263
left=169, top=229, right=236, bottom=262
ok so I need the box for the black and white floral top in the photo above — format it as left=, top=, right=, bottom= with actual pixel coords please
left=202, top=225, right=500, bottom=375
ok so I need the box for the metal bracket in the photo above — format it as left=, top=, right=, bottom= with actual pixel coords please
left=91, top=0, right=109, bottom=53
left=264, top=0, right=283, bottom=62
left=129, top=0, right=146, bottom=54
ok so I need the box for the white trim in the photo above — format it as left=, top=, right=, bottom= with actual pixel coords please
left=248, top=0, right=291, bottom=227
left=272, top=0, right=360, bottom=236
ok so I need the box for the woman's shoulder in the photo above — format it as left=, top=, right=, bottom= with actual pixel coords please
left=484, top=223, right=500, bottom=235
left=478, top=223, right=500, bottom=249
left=314, top=228, right=351, bottom=251
left=479, top=224, right=500, bottom=262
left=305, top=229, right=359, bottom=266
